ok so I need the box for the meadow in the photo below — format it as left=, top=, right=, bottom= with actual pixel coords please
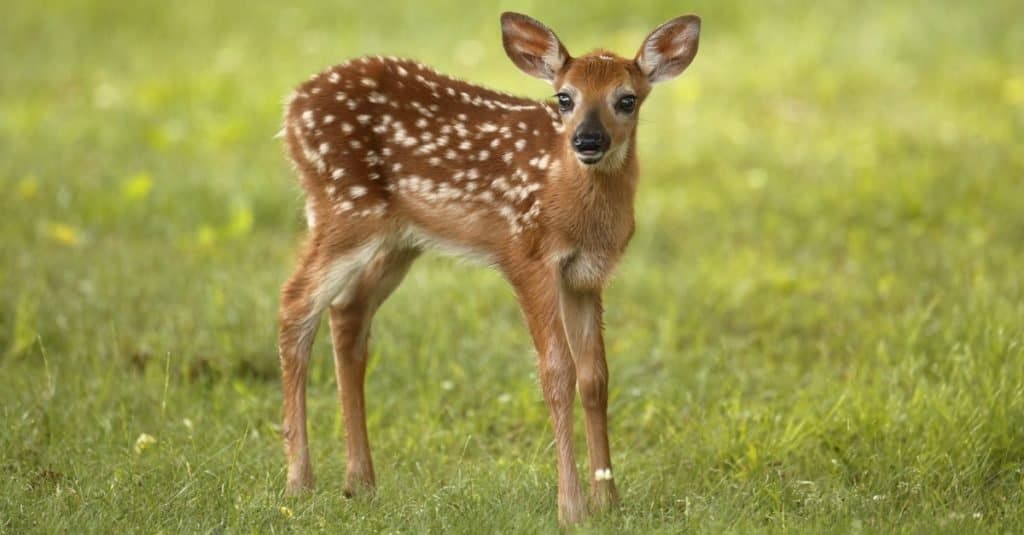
left=2, top=0, right=1023, bottom=532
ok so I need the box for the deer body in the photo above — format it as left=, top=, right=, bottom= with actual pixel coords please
left=285, top=57, right=636, bottom=284
left=278, top=12, right=700, bottom=524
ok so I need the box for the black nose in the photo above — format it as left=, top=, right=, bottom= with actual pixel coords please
left=572, top=131, right=608, bottom=153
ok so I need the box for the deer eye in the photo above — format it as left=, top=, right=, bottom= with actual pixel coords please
left=555, top=93, right=574, bottom=113
left=616, top=95, right=637, bottom=113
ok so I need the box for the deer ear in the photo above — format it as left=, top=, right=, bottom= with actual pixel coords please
left=501, top=12, right=570, bottom=82
left=635, top=15, right=701, bottom=84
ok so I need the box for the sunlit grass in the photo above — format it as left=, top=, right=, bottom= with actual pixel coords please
left=2, top=0, right=1023, bottom=532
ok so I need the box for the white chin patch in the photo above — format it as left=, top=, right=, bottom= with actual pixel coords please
left=576, top=152, right=604, bottom=165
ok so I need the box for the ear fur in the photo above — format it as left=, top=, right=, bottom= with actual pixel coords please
left=501, top=12, right=571, bottom=81
left=635, top=15, right=701, bottom=83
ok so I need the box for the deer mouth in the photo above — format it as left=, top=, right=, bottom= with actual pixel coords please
left=575, top=149, right=605, bottom=165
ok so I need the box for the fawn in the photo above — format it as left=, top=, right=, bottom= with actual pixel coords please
left=278, top=12, right=701, bottom=524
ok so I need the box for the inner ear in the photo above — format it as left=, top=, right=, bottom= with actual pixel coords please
left=501, top=12, right=571, bottom=81
left=635, top=15, right=701, bottom=84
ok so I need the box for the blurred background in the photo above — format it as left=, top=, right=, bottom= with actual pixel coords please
left=1, top=0, right=1022, bottom=531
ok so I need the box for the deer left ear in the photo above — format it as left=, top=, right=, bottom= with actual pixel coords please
left=635, top=15, right=701, bottom=84
left=501, top=12, right=570, bottom=82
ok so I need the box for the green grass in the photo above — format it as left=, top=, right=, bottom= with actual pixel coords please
left=2, top=0, right=1023, bottom=532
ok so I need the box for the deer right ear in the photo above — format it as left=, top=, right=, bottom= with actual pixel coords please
left=501, top=12, right=570, bottom=82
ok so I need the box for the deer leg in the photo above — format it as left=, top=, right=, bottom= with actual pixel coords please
left=279, top=238, right=385, bottom=495
left=511, top=268, right=586, bottom=525
left=328, top=247, right=418, bottom=497
left=279, top=247, right=322, bottom=494
left=560, top=289, right=619, bottom=512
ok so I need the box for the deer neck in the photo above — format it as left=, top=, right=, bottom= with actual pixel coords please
left=544, top=128, right=639, bottom=254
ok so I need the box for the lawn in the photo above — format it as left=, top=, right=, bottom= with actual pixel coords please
left=2, top=0, right=1023, bottom=532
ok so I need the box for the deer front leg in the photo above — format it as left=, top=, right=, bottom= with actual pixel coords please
left=512, top=269, right=586, bottom=525
left=541, top=333, right=586, bottom=524
left=561, top=289, right=619, bottom=512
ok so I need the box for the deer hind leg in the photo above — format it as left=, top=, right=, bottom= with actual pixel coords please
left=279, top=237, right=384, bottom=495
left=328, top=247, right=419, bottom=497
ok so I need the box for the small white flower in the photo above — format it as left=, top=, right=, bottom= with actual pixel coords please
left=441, top=380, right=454, bottom=391
left=594, top=468, right=613, bottom=481
left=497, top=393, right=512, bottom=404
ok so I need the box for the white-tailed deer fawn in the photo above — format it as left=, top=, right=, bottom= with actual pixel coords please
left=278, top=12, right=700, bottom=524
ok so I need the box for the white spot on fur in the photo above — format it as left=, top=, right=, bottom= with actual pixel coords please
left=360, top=78, right=377, bottom=88
left=305, top=200, right=316, bottom=228
left=537, top=154, right=549, bottom=170
left=350, top=185, right=368, bottom=198
left=301, top=110, right=315, bottom=130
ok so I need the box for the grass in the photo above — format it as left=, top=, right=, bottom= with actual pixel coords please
left=2, top=0, right=1023, bottom=532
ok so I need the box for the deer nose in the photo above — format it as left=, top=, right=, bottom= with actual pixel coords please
left=572, top=130, right=609, bottom=153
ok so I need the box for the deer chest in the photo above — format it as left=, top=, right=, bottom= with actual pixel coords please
left=560, top=247, right=621, bottom=291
